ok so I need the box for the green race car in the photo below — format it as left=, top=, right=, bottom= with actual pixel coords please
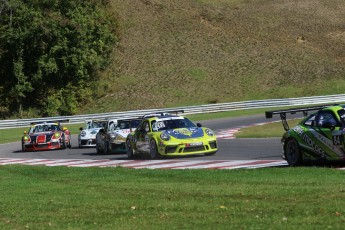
left=266, top=104, right=345, bottom=166
left=125, top=111, right=218, bottom=159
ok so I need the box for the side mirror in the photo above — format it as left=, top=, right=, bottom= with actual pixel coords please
left=197, top=123, right=202, bottom=127
left=24, top=130, right=27, bottom=135
left=79, top=127, right=83, bottom=131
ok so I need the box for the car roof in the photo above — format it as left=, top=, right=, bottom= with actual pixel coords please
left=321, top=104, right=345, bottom=112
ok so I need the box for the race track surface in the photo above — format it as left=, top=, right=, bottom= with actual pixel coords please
left=0, top=114, right=311, bottom=169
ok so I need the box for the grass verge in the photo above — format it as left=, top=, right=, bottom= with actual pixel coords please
left=235, top=119, right=301, bottom=138
left=0, top=165, right=344, bottom=229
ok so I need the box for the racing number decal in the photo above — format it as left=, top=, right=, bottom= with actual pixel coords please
left=332, top=135, right=342, bottom=146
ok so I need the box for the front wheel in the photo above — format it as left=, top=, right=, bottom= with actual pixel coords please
left=285, top=138, right=302, bottom=166
left=126, top=140, right=136, bottom=159
left=96, top=143, right=103, bottom=154
left=104, top=141, right=110, bottom=155
left=21, top=141, right=25, bottom=152
left=149, top=139, right=160, bottom=159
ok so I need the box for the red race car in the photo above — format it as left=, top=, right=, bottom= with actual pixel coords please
left=21, top=120, right=72, bottom=151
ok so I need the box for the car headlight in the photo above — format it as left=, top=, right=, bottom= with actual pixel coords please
left=205, top=128, right=214, bottom=136
left=80, top=131, right=86, bottom=137
left=160, top=132, right=170, bottom=141
left=52, top=132, right=61, bottom=140
left=110, top=133, right=117, bottom=141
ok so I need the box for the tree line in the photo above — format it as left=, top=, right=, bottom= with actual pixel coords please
left=0, top=0, right=117, bottom=118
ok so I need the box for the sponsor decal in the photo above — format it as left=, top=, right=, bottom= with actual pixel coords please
left=292, top=126, right=326, bottom=157
left=166, top=128, right=204, bottom=139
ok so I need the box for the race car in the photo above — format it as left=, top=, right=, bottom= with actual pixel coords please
left=96, top=118, right=141, bottom=154
left=21, top=120, right=71, bottom=151
left=125, top=111, right=218, bottom=159
left=266, top=104, right=345, bottom=166
left=78, top=120, right=107, bottom=147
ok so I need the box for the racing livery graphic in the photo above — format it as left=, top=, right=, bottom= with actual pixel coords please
left=21, top=120, right=71, bottom=151
left=266, top=104, right=345, bottom=166
left=126, top=111, right=218, bottom=159
left=95, top=118, right=142, bottom=154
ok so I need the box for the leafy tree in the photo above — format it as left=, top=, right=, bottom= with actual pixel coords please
left=0, top=0, right=117, bottom=117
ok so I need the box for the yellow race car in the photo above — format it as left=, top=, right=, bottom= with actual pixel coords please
left=126, top=111, right=217, bottom=159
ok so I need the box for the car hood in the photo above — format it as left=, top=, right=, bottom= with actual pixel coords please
left=84, top=128, right=102, bottom=134
left=165, top=127, right=204, bottom=139
left=29, top=131, right=57, bottom=137
left=28, top=131, right=60, bottom=141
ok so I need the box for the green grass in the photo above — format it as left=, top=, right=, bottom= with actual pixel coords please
left=236, top=119, right=302, bottom=138
left=77, top=0, right=345, bottom=115
left=0, top=165, right=344, bottom=229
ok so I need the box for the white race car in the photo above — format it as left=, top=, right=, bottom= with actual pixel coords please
left=78, top=120, right=107, bottom=148
left=96, top=118, right=141, bottom=154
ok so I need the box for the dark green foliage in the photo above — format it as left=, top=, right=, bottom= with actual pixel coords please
left=0, top=0, right=117, bottom=117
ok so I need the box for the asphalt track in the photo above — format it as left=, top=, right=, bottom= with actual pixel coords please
left=0, top=114, right=284, bottom=161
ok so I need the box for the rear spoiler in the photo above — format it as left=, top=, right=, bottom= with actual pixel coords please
left=265, top=104, right=338, bottom=131
left=141, top=110, right=184, bottom=118
left=30, top=119, right=70, bottom=125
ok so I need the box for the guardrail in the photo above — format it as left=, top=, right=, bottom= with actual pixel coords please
left=1, top=94, right=345, bottom=129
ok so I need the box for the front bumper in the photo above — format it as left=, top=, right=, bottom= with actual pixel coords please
left=23, top=142, right=63, bottom=151
left=158, top=139, right=218, bottom=156
left=79, top=138, right=97, bottom=147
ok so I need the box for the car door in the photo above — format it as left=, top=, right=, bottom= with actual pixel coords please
left=312, top=110, right=344, bottom=159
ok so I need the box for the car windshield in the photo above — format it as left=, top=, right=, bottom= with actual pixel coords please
left=114, top=120, right=141, bottom=130
left=152, top=117, right=196, bottom=131
left=88, top=121, right=106, bottom=129
left=30, top=124, right=61, bottom=133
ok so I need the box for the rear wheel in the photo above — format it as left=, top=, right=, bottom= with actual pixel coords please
left=285, top=138, right=302, bottom=166
left=61, top=136, right=67, bottom=149
left=149, top=139, right=160, bottom=159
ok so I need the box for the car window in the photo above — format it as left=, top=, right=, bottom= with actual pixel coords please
left=316, top=112, right=338, bottom=127
left=304, top=114, right=316, bottom=126
left=151, top=117, right=196, bottom=131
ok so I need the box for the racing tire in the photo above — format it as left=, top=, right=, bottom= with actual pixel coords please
left=104, top=141, right=110, bottom=155
left=96, top=143, right=103, bottom=154
left=67, top=141, right=72, bottom=149
left=126, top=140, right=136, bottom=159
left=61, top=136, right=67, bottom=149
left=285, top=138, right=302, bottom=166
left=21, top=141, right=25, bottom=152
left=149, top=139, right=160, bottom=159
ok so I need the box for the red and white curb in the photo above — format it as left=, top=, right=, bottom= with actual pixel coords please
left=216, top=128, right=241, bottom=139
left=216, top=121, right=278, bottom=139
left=0, top=158, right=289, bottom=169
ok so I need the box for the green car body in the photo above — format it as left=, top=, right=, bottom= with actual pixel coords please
left=125, top=113, right=218, bottom=159
left=267, top=104, right=345, bottom=166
